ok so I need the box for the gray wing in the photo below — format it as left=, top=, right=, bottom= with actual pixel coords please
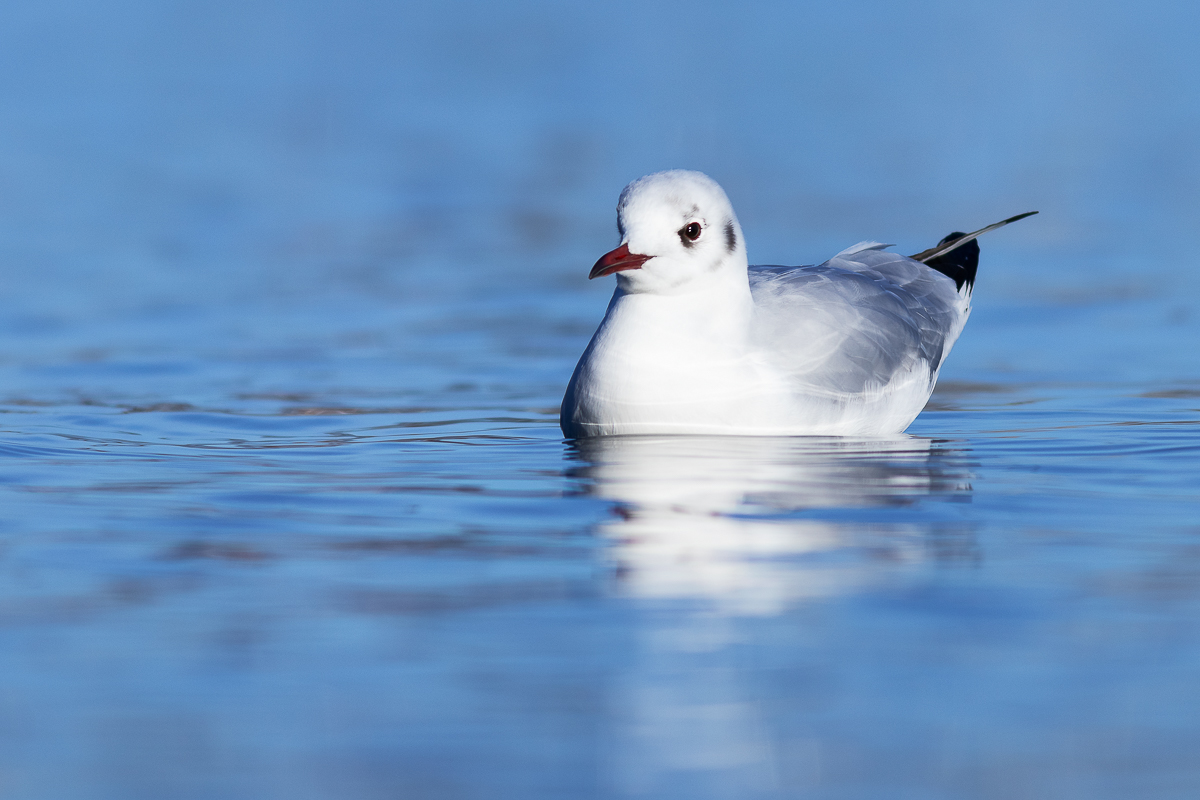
left=748, top=244, right=968, bottom=398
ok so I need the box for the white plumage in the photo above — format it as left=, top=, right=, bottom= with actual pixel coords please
left=561, top=170, right=1032, bottom=438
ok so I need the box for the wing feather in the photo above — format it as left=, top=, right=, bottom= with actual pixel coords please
left=748, top=249, right=967, bottom=399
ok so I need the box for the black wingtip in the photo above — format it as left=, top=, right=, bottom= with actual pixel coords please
left=911, top=211, right=1036, bottom=290
left=925, top=231, right=979, bottom=291
left=1002, top=211, right=1039, bottom=225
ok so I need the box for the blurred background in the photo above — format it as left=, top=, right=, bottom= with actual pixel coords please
left=2, top=0, right=1196, bottom=376
left=1, top=2, right=1199, bottom=798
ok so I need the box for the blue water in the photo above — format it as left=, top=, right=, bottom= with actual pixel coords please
left=1, top=2, right=1199, bottom=798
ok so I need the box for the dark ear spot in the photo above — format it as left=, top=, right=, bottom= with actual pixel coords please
left=724, top=221, right=737, bottom=253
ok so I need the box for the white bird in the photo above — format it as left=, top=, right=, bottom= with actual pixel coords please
left=560, top=170, right=1035, bottom=438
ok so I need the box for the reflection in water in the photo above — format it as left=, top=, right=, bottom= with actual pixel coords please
left=570, top=435, right=975, bottom=614
left=572, top=435, right=977, bottom=795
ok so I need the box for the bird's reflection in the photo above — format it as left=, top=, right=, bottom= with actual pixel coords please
left=568, top=435, right=974, bottom=614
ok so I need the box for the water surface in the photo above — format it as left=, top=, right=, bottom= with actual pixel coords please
left=3, top=298, right=1198, bottom=798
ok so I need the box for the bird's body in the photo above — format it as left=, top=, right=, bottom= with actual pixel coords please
left=561, top=170, right=1032, bottom=438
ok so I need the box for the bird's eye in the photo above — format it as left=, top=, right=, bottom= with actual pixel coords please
left=682, top=222, right=702, bottom=241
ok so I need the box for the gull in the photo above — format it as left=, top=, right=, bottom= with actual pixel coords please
left=560, top=170, right=1035, bottom=437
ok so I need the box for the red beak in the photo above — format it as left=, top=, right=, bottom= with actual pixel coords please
left=588, top=243, right=653, bottom=280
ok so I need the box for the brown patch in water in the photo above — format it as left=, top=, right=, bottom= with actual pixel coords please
left=1139, top=389, right=1200, bottom=399
left=164, top=541, right=274, bottom=562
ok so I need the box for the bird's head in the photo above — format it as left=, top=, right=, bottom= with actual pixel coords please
left=589, top=170, right=746, bottom=294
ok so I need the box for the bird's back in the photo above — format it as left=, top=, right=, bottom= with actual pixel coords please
left=748, top=244, right=970, bottom=420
